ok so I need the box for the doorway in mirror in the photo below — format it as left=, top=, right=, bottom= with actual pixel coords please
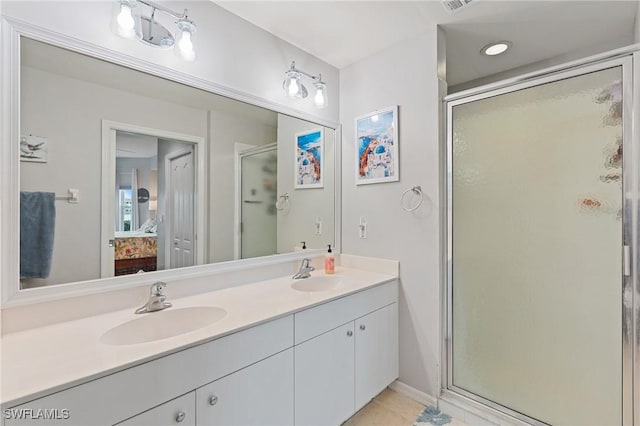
left=112, top=131, right=196, bottom=276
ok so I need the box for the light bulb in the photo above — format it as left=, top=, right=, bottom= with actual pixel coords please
left=313, top=82, right=327, bottom=108
left=481, top=41, right=511, bottom=56
left=314, top=87, right=325, bottom=108
left=175, top=20, right=197, bottom=61
left=288, top=78, right=299, bottom=97
left=177, top=30, right=195, bottom=61
left=117, top=4, right=135, bottom=31
left=179, top=30, right=193, bottom=53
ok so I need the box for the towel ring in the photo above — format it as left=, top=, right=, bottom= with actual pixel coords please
left=275, top=193, right=290, bottom=211
left=401, top=186, right=423, bottom=212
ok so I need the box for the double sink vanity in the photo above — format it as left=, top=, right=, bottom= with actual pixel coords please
left=0, top=16, right=398, bottom=426
left=1, top=255, right=399, bottom=426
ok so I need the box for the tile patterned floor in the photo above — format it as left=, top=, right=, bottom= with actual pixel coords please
left=344, top=388, right=467, bottom=426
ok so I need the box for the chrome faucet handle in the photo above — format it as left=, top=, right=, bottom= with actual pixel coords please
left=135, top=282, right=172, bottom=314
left=301, top=258, right=315, bottom=272
left=292, top=258, right=315, bottom=279
left=150, top=281, right=167, bottom=296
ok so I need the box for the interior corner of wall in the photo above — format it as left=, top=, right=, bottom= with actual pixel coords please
left=437, top=26, right=447, bottom=83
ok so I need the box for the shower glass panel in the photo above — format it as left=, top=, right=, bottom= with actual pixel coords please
left=240, top=146, right=278, bottom=259
left=450, top=66, right=623, bottom=424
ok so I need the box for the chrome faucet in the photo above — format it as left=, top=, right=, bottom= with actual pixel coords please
left=293, top=258, right=315, bottom=279
left=135, top=282, right=172, bottom=314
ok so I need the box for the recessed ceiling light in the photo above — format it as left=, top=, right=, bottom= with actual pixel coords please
left=481, top=41, right=511, bottom=56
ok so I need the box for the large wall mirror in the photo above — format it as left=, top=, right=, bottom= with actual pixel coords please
left=17, top=36, right=337, bottom=291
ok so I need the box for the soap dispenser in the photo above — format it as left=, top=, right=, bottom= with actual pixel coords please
left=325, top=244, right=335, bottom=275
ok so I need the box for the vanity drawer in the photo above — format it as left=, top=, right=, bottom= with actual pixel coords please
left=294, top=280, right=397, bottom=344
left=4, top=315, right=293, bottom=426
left=115, top=392, right=195, bottom=426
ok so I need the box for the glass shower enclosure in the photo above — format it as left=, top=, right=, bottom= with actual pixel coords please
left=444, top=56, right=636, bottom=425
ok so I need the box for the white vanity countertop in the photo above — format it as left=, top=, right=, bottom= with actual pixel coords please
left=0, top=266, right=396, bottom=407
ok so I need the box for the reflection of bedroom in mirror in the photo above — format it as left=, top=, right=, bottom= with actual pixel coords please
left=113, top=132, right=196, bottom=276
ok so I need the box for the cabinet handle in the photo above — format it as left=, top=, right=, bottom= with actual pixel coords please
left=175, top=411, right=186, bottom=423
left=360, top=324, right=366, bottom=331
left=347, top=330, right=353, bottom=337
left=209, top=395, right=219, bottom=406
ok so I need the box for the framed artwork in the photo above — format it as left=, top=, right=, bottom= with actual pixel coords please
left=295, top=128, right=323, bottom=189
left=20, top=135, right=48, bottom=163
left=355, top=106, right=398, bottom=185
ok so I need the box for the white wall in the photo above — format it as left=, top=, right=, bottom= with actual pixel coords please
left=1, top=1, right=339, bottom=124
left=19, top=66, right=207, bottom=287
left=340, top=30, right=441, bottom=397
left=277, top=114, right=335, bottom=253
left=635, top=0, right=640, bottom=43
left=208, top=110, right=276, bottom=263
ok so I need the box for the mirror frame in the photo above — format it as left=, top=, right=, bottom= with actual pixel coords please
left=1, top=17, right=342, bottom=307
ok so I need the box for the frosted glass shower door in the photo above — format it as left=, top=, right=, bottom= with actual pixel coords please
left=449, top=65, right=624, bottom=425
left=240, top=146, right=278, bottom=259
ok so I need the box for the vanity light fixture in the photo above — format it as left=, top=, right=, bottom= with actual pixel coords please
left=481, top=41, right=511, bottom=56
left=283, top=61, right=328, bottom=109
left=111, top=0, right=197, bottom=62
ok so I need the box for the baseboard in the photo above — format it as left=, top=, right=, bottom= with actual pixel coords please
left=389, top=380, right=438, bottom=407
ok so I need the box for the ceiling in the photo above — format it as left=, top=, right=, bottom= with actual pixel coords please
left=215, top=0, right=638, bottom=86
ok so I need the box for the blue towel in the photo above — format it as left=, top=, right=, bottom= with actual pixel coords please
left=20, top=191, right=56, bottom=279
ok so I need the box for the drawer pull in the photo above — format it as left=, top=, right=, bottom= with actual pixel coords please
left=209, top=395, right=219, bottom=406
left=360, top=324, right=366, bottom=331
left=347, top=330, right=353, bottom=337
left=175, top=411, right=186, bottom=423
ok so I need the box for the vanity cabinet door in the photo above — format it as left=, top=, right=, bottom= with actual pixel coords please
left=294, top=322, right=355, bottom=426
left=115, top=392, right=195, bottom=426
left=354, top=303, right=399, bottom=411
left=195, top=349, right=293, bottom=426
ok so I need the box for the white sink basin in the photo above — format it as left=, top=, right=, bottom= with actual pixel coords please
left=101, top=306, right=227, bottom=345
left=291, top=275, right=345, bottom=292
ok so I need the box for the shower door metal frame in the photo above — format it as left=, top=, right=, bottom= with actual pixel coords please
left=442, top=53, right=637, bottom=425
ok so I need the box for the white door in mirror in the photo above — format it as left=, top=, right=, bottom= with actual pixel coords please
left=168, top=150, right=195, bottom=269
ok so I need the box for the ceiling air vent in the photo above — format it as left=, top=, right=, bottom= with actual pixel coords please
left=441, top=0, right=474, bottom=13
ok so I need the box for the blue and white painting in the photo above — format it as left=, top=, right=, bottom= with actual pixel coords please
left=295, top=129, right=323, bottom=188
left=355, top=106, right=398, bottom=184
